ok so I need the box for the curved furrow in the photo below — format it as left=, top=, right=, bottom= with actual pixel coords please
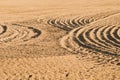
left=57, top=18, right=73, bottom=30
left=67, top=28, right=82, bottom=51
left=85, top=27, right=117, bottom=53
left=15, top=27, right=28, bottom=39
left=75, top=16, right=96, bottom=26
left=0, top=32, right=14, bottom=43
left=46, top=11, right=120, bottom=65
left=0, top=24, right=41, bottom=44
left=77, top=27, right=115, bottom=55
left=60, top=27, right=84, bottom=53
left=16, top=28, right=30, bottom=41
left=47, top=19, right=57, bottom=27
left=1, top=28, right=19, bottom=43
left=85, top=27, right=105, bottom=47
left=107, top=26, right=120, bottom=45
left=47, top=15, right=102, bottom=31
left=80, top=18, right=91, bottom=25
left=0, top=25, right=7, bottom=35
left=113, top=27, right=120, bottom=41
left=76, top=31, right=116, bottom=56
left=46, top=10, right=120, bottom=31
left=56, top=18, right=71, bottom=31
left=91, top=26, right=111, bottom=48
left=77, top=17, right=87, bottom=26
left=96, top=26, right=115, bottom=48
left=54, top=18, right=64, bottom=27
left=12, top=24, right=41, bottom=38
left=48, top=18, right=71, bottom=31
left=47, top=16, right=95, bottom=31
left=27, top=27, right=41, bottom=38
left=59, top=18, right=67, bottom=27
left=117, top=29, right=120, bottom=38
left=111, top=26, right=120, bottom=42
left=100, top=26, right=118, bottom=48
left=85, top=27, right=111, bottom=49
left=47, top=15, right=103, bottom=31
left=0, top=29, right=13, bottom=39
left=66, top=25, right=120, bottom=56
left=103, top=26, right=120, bottom=47
left=76, top=28, right=87, bottom=45
left=94, top=26, right=113, bottom=48
left=61, top=18, right=75, bottom=30
left=71, top=17, right=80, bottom=27
left=11, top=24, right=32, bottom=42
left=47, top=19, right=54, bottom=25
left=0, top=26, right=16, bottom=40
left=63, top=17, right=70, bottom=26
left=67, top=18, right=78, bottom=27
left=61, top=27, right=83, bottom=51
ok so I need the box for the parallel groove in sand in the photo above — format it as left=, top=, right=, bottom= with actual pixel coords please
left=46, top=11, right=120, bottom=65
left=0, top=24, right=41, bottom=45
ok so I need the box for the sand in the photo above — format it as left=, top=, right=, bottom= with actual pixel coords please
left=0, top=0, right=120, bottom=80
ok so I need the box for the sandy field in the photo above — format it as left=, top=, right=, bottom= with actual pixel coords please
left=0, top=0, right=120, bottom=80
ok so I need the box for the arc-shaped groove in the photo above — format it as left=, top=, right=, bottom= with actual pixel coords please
left=15, top=28, right=30, bottom=41
left=90, top=27, right=110, bottom=48
left=47, top=10, right=120, bottom=31
left=95, top=26, right=114, bottom=48
left=0, top=25, right=7, bottom=35
left=85, top=27, right=110, bottom=49
left=60, top=26, right=120, bottom=65
left=60, top=24, right=120, bottom=57
left=12, top=24, right=41, bottom=39
left=46, top=16, right=97, bottom=31
left=76, top=28, right=119, bottom=56
left=28, top=27, right=41, bottom=38
left=107, top=26, right=120, bottom=46
left=103, top=26, right=120, bottom=47
left=0, top=24, right=41, bottom=44
left=47, top=17, right=91, bottom=31
left=1, top=29, right=19, bottom=43
left=46, top=11, right=120, bottom=65
left=112, top=27, right=120, bottom=42
left=117, top=29, right=120, bottom=38
left=47, top=18, right=71, bottom=31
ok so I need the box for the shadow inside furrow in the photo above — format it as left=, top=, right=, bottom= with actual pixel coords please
left=94, top=27, right=111, bottom=47
left=0, top=25, right=7, bottom=35
left=106, top=27, right=120, bottom=47
left=28, top=27, right=41, bottom=38
left=77, top=39, right=120, bottom=56
left=85, top=28, right=108, bottom=48
left=113, top=27, right=120, bottom=39
left=47, top=17, right=97, bottom=32
left=12, top=24, right=41, bottom=39
left=47, top=12, right=120, bottom=57
left=100, top=26, right=119, bottom=48
left=47, top=19, right=71, bottom=31
left=76, top=30, right=120, bottom=57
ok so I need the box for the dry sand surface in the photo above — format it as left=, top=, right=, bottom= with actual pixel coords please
left=0, top=0, right=120, bottom=80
